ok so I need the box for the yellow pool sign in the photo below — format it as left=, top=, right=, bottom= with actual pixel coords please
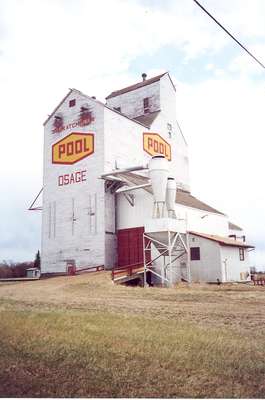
left=143, top=132, right=171, bottom=161
left=52, top=132, right=94, bottom=164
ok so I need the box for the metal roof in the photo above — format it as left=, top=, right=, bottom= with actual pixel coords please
left=44, top=72, right=175, bottom=126
left=175, top=190, right=225, bottom=216
left=114, top=172, right=225, bottom=215
left=105, top=73, right=168, bottom=100
left=133, top=110, right=160, bottom=127
left=189, top=231, right=254, bottom=248
left=228, top=222, right=243, bottom=231
left=43, top=88, right=149, bottom=129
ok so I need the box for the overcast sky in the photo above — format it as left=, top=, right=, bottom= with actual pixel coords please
left=0, top=0, right=264, bottom=268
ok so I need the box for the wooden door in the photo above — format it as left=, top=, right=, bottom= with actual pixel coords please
left=117, top=227, right=145, bottom=267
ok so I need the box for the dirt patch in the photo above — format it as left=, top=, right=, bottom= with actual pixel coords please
left=0, top=272, right=265, bottom=333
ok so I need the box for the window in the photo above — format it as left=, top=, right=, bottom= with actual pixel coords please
left=114, top=107, right=121, bottom=112
left=69, top=99, right=76, bottom=107
left=190, top=247, right=200, bottom=260
left=79, top=105, right=92, bottom=125
left=143, top=97, right=149, bottom=113
left=239, top=248, right=245, bottom=261
left=167, top=123, right=172, bottom=138
left=53, top=115, right=64, bottom=132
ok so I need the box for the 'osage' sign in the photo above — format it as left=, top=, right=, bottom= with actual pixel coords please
left=52, top=132, right=94, bottom=164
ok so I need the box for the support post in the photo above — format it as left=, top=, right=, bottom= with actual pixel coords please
left=162, top=255, right=165, bottom=286
left=143, top=234, right=147, bottom=287
left=185, top=212, right=191, bottom=284
left=143, top=230, right=188, bottom=288
left=168, top=230, right=173, bottom=287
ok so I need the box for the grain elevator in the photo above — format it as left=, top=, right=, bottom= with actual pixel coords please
left=41, top=72, right=254, bottom=283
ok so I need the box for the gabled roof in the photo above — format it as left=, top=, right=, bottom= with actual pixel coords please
left=105, top=72, right=168, bottom=100
left=43, top=88, right=149, bottom=129
left=133, top=110, right=160, bottom=127
left=228, top=222, right=243, bottom=231
left=104, top=104, right=149, bottom=128
left=43, top=89, right=73, bottom=126
left=44, top=72, right=175, bottom=125
left=189, top=231, right=254, bottom=248
left=113, top=172, right=225, bottom=216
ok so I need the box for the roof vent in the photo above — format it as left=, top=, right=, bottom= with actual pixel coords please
left=91, top=96, right=96, bottom=99
left=142, top=73, right=147, bottom=81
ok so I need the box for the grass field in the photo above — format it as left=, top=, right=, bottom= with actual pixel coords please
left=0, top=272, right=265, bottom=398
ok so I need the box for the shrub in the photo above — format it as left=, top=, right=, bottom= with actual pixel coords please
left=34, top=250, right=41, bottom=270
left=0, top=262, right=34, bottom=279
left=0, top=265, right=12, bottom=279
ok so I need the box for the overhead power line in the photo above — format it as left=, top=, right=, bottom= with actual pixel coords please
left=192, top=0, right=265, bottom=70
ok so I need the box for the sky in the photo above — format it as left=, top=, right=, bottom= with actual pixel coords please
left=0, top=0, right=264, bottom=268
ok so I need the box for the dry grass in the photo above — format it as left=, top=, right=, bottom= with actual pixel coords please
left=0, top=272, right=265, bottom=397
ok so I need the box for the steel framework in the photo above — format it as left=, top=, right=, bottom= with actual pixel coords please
left=143, top=230, right=191, bottom=287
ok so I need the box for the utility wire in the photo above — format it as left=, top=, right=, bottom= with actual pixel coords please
left=192, top=0, right=265, bottom=70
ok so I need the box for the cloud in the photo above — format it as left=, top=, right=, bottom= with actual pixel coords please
left=176, top=74, right=265, bottom=255
left=205, top=63, right=215, bottom=71
left=228, top=43, right=265, bottom=76
left=0, top=174, right=41, bottom=262
left=1, top=0, right=238, bottom=177
left=0, top=0, right=265, bottom=267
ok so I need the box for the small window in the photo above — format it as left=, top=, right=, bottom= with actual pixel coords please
left=69, top=99, right=76, bottom=107
left=53, top=115, right=64, bottom=131
left=190, top=247, right=200, bottom=261
left=114, top=107, right=121, bottom=112
left=143, top=97, right=149, bottom=113
left=167, top=123, right=172, bottom=138
left=79, top=105, right=92, bottom=124
left=239, top=248, right=245, bottom=261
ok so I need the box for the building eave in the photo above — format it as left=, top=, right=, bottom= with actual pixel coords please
left=43, top=89, right=73, bottom=126
left=104, top=104, right=149, bottom=129
left=133, top=110, right=160, bottom=128
left=189, top=231, right=254, bottom=248
left=228, top=221, right=243, bottom=231
left=110, top=172, right=226, bottom=216
left=164, top=72, right=176, bottom=92
left=43, top=88, right=149, bottom=130
left=105, top=72, right=168, bottom=100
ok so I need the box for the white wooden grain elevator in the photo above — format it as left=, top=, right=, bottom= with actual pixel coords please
left=40, top=72, right=254, bottom=283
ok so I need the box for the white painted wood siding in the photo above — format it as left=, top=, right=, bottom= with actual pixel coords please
left=41, top=93, right=105, bottom=273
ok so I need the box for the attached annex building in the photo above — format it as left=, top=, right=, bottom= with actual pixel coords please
left=41, top=72, right=254, bottom=283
